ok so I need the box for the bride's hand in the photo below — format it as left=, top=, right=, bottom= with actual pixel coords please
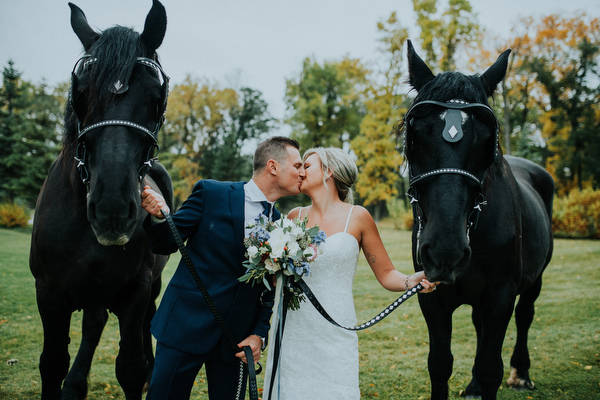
left=409, top=271, right=439, bottom=293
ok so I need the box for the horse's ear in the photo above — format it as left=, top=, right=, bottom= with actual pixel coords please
left=69, top=3, right=99, bottom=51
left=140, top=0, right=167, bottom=54
left=481, top=49, right=512, bottom=97
left=407, top=39, right=435, bottom=91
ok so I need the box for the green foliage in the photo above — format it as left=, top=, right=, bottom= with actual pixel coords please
left=412, top=0, right=482, bottom=71
left=553, top=188, right=600, bottom=239
left=0, top=61, right=62, bottom=207
left=2, top=227, right=599, bottom=399
left=386, top=197, right=414, bottom=230
left=0, top=202, right=29, bottom=228
left=161, top=79, right=273, bottom=207
left=285, top=57, right=369, bottom=150
left=504, top=15, right=600, bottom=194
left=351, top=14, right=408, bottom=220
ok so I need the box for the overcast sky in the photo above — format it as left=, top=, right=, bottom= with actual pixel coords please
left=2, top=0, right=598, bottom=136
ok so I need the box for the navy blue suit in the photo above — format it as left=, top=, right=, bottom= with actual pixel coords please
left=144, top=179, right=277, bottom=399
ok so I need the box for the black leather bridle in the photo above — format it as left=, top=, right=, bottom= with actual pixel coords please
left=402, top=99, right=499, bottom=261
left=69, top=55, right=170, bottom=190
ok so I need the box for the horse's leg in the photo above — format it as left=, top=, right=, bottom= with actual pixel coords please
left=142, top=274, right=162, bottom=392
left=420, top=296, right=455, bottom=400
left=507, top=275, right=542, bottom=390
left=463, top=307, right=484, bottom=398
left=61, top=305, right=109, bottom=399
left=114, top=278, right=152, bottom=400
left=471, top=287, right=516, bottom=400
left=36, top=285, right=72, bottom=400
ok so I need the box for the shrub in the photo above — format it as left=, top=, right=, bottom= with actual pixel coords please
left=0, top=202, right=30, bottom=228
left=386, top=197, right=414, bottom=230
left=552, top=188, right=600, bottom=239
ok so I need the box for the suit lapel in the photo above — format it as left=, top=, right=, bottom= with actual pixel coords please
left=230, top=182, right=246, bottom=258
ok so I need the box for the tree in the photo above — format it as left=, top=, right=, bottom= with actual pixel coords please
left=351, top=12, right=408, bottom=221
left=412, top=0, right=482, bottom=72
left=161, top=78, right=274, bottom=206
left=285, top=57, right=370, bottom=150
left=0, top=61, right=62, bottom=207
left=506, top=15, right=600, bottom=193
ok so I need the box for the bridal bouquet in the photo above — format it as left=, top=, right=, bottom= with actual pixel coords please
left=239, top=213, right=327, bottom=310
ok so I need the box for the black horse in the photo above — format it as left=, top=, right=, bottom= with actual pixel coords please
left=400, top=40, right=554, bottom=400
left=29, top=1, right=173, bottom=399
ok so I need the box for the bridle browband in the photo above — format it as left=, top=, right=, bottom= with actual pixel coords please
left=70, top=55, right=170, bottom=190
left=402, top=99, right=498, bottom=263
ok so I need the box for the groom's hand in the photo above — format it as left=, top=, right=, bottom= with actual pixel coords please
left=141, top=185, right=169, bottom=219
left=235, top=335, right=262, bottom=364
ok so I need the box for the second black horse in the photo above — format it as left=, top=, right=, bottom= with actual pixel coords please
left=400, top=40, right=554, bottom=400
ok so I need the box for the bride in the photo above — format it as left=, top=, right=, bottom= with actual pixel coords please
left=263, top=147, right=437, bottom=400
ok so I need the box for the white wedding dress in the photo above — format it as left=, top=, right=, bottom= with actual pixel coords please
left=263, top=206, right=360, bottom=400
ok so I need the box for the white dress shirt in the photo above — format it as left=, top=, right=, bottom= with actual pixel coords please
left=244, top=179, right=273, bottom=238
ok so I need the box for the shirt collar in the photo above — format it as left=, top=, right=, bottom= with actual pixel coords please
left=245, top=179, right=272, bottom=204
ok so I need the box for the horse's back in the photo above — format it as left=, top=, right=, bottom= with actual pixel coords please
left=505, top=155, right=554, bottom=218
left=504, top=155, right=554, bottom=288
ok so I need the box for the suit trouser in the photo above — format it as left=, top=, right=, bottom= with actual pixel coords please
left=146, top=340, right=247, bottom=399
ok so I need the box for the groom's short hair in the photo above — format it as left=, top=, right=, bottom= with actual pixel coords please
left=253, top=136, right=300, bottom=173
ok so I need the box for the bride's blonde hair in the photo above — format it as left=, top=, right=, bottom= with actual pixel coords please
left=303, top=147, right=358, bottom=204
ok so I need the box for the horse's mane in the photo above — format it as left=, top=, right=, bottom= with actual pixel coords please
left=63, top=26, right=145, bottom=154
left=413, top=71, right=491, bottom=106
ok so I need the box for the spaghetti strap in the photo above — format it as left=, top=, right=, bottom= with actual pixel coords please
left=298, top=207, right=304, bottom=220
left=344, top=206, right=355, bottom=233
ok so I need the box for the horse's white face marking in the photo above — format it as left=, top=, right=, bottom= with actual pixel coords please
left=439, top=110, right=469, bottom=123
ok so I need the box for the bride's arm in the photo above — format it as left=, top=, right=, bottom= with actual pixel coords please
left=355, top=207, right=437, bottom=292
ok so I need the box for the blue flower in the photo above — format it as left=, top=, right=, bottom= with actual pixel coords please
left=312, top=230, right=327, bottom=245
left=250, top=224, right=270, bottom=242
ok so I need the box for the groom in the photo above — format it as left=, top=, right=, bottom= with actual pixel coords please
left=140, top=136, right=305, bottom=399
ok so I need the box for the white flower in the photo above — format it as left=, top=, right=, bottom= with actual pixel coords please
left=290, top=226, right=303, bottom=237
left=281, top=218, right=294, bottom=228
left=287, top=240, right=300, bottom=255
left=247, top=246, right=259, bottom=258
left=303, top=244, right=317, bottom=261
left=268, top=229, right=288, bottom=258
left=264, top=258, right=280, bottom=272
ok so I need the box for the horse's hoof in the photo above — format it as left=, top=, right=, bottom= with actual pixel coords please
left=506, top=367, right=535, bottom=390
left=459, top=390, right=481, bottom=399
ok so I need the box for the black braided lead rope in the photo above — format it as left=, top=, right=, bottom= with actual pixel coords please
left=293, top=279, right=424, bottom=331
left=161, top=210, right=260, bottom=400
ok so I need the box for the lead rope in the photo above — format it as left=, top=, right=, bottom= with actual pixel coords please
left=294, top=279, right=424, bottom=331
left=161, top=209, right=260, bottom=400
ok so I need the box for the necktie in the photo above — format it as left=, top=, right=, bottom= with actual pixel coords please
left=260, top=201, right=272, bottom=221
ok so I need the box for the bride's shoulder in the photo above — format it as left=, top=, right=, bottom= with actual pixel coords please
left=350, top=205, right=375, bottom=224
left=287, top=206, right=303, bottom=219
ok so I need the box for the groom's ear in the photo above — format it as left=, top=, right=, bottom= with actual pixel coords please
left=267, top=160, right=278, bottom=175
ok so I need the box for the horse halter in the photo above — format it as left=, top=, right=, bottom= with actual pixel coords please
left=403, top=99, right=498, bottom=262
left=70, top=55, right=170, bottom=189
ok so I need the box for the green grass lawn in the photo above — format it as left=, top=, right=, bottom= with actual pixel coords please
left=1, top=224, right=598, bottom=399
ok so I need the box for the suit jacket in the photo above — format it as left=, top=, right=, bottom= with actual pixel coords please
left=144, top=179, right=278, bottom=362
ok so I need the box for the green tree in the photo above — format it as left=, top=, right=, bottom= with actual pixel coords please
left=0, top=61, right=61, bottom=207
left=412, top=0, right=481, bottom=71
left=161, top=78, right=274, bottom=206
left=351, top=12, right=408, bottom=221
left=201, top=87, right=276, bottom=182
left=506, top=15, right=600, bottom=194
left=285, top=57, right=369, bottom=150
